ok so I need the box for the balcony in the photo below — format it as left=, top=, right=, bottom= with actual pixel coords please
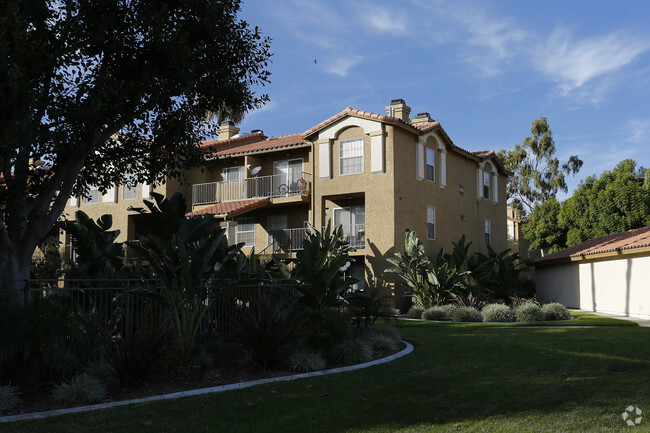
left=259, top=228, right=309, bottom=256
left=192, top=173, right=311, bottom=207
left=323, top=224, right=366, bottom=250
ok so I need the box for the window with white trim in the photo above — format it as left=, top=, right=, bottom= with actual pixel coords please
left=223, top=166, right=245, bottom=182
left=427, top=206, right=436, bottom=240
left=484, top=219, right=491, bottom=246
left=483, top=171, right=490, bottom=199
left=236, top=217, right=255, bottom=247
left=84, top=185, right=100, bottom=204
left=339, top=139, right=364, bottom=175
left=426, top=148, right=435, bottom=181
left=122, top=173, right=139, bottom=201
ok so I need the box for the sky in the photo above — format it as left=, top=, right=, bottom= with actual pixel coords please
left=237, top=0, right=650, bottom=200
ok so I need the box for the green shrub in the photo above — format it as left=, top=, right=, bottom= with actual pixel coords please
left=542, top=303, right=571, bottom=321
left=452, top=307, right=483, bottom=322
left=515, top=304, right=546, bottom=322
left=366, top=323, right=400, bottom=341
left=85, top=361, right=119, bottom=386
left=422, top=306, right=449, bottom=321
left=51, top=374, right=107, bottom=405
left=442, top=304, right=458, bottom=317
left=0, top=385, right=21, bottom=412
left=482, top=304, right=516, bottom=322
left=286, top=351, right=326, bottom=372
left=110, top=324, right=169, bottom=386
left=406, top=306, right=425, bottom=319
left=232, top=293, right=302, bottom=371
left=329, top=340, right=373, bottom=364
left=363, top=333, right=399, bottom=352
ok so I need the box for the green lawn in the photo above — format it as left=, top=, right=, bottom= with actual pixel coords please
left=3, top=318, right=650, bottom=433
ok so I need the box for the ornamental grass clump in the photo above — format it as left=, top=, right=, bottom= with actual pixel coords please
left=330, top=340, right=373, bottom=365
left=482, top=304, right=516, bottom=322
left=515, top=304, right=546, bottom=322
left=407, top=306, right=425, bottom=319
left=0, top=384, right=21, bottom=412
left=542, top=303, right=571, bottom=321
left=363, top=333, right=399, bottom=352
left=286, top=351, right=326, bottom=372
left=51, top=373, right=107, bottom=405
left=366, top=323, right=401, bottom=341
left=442, top=304, right=458, bottom=317
left=452, top=306, right=483, bottom=322
left=422, top=306, right=449, bottom=321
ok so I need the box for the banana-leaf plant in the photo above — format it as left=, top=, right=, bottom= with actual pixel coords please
left=386, top=229, right=434, bottom=308
left=126, top=192, right=240, bottom=365
left=275, top=221, right=356, bottom=342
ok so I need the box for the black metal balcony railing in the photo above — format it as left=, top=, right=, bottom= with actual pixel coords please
left=192, top=172, right=311, bottom=206
left=261, top=228, right=309, bottom=255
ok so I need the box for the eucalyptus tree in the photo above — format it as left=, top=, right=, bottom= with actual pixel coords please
left=498, top=117, right=583, bottom=215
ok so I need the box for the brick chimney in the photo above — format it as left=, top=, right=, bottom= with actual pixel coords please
left=412, top=112, right=434, bottom=125
left=385, top=98, right=411, bottom=123
left=218, top=121, right=240, bottom=141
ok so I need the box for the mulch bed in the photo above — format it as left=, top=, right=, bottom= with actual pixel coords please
left=3, top=341, right=405, bottom=417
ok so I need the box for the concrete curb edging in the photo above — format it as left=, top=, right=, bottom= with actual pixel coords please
left=1, top=340, right=414, bottom=423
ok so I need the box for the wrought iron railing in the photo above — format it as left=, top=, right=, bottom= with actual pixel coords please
left=262, top=228, right=308, bottom=255
left=192, top=172, right=311, bottom=206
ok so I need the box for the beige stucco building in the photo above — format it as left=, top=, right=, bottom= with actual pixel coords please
left=535, top=226, right=650, bottom=319
left=61, top=99, right=509, bottom=310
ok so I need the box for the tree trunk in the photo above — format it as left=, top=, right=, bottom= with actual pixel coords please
left=0, top=246, right=33, bottom=306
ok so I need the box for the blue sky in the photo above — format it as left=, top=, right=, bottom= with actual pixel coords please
left=237, top=0, right=650, bottom=199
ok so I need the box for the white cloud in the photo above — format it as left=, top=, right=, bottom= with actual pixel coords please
left=325, top=56, right=363, bottom=77
left=536, top=30, right=650, bottom=94
left=362, top=5, right=409, bottom=35
left=626, top=118, right=650, bottom=143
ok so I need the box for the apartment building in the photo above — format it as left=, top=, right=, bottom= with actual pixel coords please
left=61, top=99, right=509, bottom=309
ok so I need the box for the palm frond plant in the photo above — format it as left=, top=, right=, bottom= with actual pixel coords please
left=126, top=192, right=245, bottom=365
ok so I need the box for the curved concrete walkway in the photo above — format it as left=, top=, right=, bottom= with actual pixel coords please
left=0, top=341, right=414, bottom=423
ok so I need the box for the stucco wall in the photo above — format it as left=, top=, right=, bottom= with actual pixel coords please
left=536, top=254, right=650, bottom=319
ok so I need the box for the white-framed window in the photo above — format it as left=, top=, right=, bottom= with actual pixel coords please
left=339, top=138, right=364, bottom=175
left=483, top=171, right=490, bottom=199
left=274, top=159, right=303, bottom=193
left=223, top=166, right=245, bottom=182
left=426, top=148, right=435, bottom=181
left=485, top=219, right=491, bottom=246
left=236, top=217, right=255, bottom=247
left=122, top=173, right=139, bottom=201
left=427, top=206, right=436, bottom=240
left=84, top=185, right=100, bottom=204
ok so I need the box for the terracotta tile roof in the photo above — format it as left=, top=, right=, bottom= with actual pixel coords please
left=302, top=106, right=418, bottom=138
left=473, top=150, right=495, bottom=159
left=200, top=131, right=267, bottom=152
left=536, top=226, right=650, bottom=264
left=186, top=198, right=270, bottom=218
left=507, top=216, right=527, bottom=223
left=210, top=134, right=308, bottom=158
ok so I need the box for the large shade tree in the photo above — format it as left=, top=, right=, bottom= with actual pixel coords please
left=0, top=0, right=272, bottom=302
left=498, top=117, right=583, bottom=216
left=559, top=159, right=650, bottom=247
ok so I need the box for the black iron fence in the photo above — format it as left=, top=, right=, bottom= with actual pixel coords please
left=2, top=278, right=303, bottom=383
